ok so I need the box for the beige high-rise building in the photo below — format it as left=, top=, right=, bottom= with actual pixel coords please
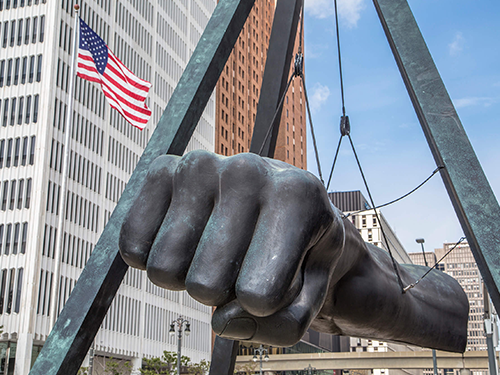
left=435, top=242, right=486, bottom=352
left=410, top=242, right=488, bottom=375
left=410, top=242, right=486, bottom=352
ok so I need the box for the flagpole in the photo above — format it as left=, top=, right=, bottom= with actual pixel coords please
left=49, top=4, right=80, bottom=327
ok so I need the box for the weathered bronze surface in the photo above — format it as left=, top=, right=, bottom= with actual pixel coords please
left=120, top=151, right=468, bottom=352
left=29, top=1, right=255, bottom=374
left=373, top=0, right=500, bottom=310
left=212, top=0, right=304, bottom=371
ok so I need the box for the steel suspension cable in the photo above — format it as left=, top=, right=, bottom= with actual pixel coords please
left=347, top=134, right=405, bottom=293
left=343, top=166, right=445, bottom=217
left=303, top=81, right=325, bottom=185
left=258, top=74, right=295, bottom=156
left=333, top=0, right=346, bottom=117
left=326, top=135, right=343, bottom=190
left=403, top=236, right=467, bottom=292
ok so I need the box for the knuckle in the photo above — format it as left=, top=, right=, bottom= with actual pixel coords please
left=175, top=150, right=220, bottom=188
left=220, top=153, right=265, bottom=186
left=273, top=169, right=321, bottom=200
left=177, top=150, right=218, bottom=173
left=147, top=155, right=179, bottom=182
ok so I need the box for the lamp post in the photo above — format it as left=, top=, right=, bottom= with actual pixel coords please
left=415, top=238, right=437, bottom=375
left=252, top=345, right=269, bottom=375
left=169, top=317, right=190, bottom=375
left=303, top=364, right=317, bottom=374
left=415, top=238, right=427, bottom=267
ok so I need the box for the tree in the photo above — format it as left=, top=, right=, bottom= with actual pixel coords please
left=140, top=351, right=209, bottom=375
left=105, top=357, right=132, bottom=375
left=188, top=359, right=210, bottom=375
left=234, top=362, right=257, bottom=375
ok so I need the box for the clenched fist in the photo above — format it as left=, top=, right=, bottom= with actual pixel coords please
left=120, top=150, right=468, bottom=351
left=119, top=150, right=344, bottom=346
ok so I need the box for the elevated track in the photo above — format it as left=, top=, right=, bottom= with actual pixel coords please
left=236, top=351, right=495, bottom=371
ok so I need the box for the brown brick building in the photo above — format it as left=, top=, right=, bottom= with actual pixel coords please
left=215, top=0, right=307, bottom=170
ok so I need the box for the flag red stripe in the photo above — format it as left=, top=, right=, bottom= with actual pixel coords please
left=102, top=68, right=149, bottom=102
left=105, top=94, right=150, bottom=124
left=107, top=52, right=151, bottom=91
left=101, top=79, right=151, bottom=116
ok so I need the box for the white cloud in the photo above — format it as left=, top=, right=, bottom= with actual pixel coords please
left=448, top=32, right=464, bottom=56
left=304, top=0, right=334, bottom=19
left=305, top=0, right=365, bottom=28
left=337, top=0, right=366, bottom=28
left=310, top=83, right=331, bottom=112
left=454, top=96, right=497, bottom=108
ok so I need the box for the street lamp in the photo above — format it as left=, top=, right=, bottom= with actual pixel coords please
left=169, top=317, right=190, bottom=375
left=252, top=345, right=269, bottom=375
left=415, top=238, right=437, bottom=375
left=303, top=364, right=317, bottom=374
left=415, top=238, right=428, bottom=267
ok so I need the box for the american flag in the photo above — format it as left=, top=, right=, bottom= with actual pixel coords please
left=77, top=18, right=151, bottom=130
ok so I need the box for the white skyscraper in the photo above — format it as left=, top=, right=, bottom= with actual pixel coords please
left=0, top=0, right=216, bottom=373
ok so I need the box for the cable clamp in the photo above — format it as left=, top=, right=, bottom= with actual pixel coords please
left=294, top=52, right=303, bottom=77
left=340, top=115, right=350, bottom=136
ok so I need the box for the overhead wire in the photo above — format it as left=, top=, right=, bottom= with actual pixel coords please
left=333, top=0, right=346, bottom=117
left=303, top=81, right=325, bottom=185
left=342, top=165, right=445, bottom=218
left=326, top=135, right=343, bottom=190
left=257, top=74, right=296, bottom=156
left=297, top=4, right=325, bottom=185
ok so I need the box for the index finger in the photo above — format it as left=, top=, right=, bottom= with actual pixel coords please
left=119, top=155, right=180, bottom=269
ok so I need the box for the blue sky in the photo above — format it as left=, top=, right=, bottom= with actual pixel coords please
left=302, top=0, right=500, bottom=254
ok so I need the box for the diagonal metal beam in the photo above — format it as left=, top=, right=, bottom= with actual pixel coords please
left=373, top=0, right=500, bottom=309
left=249, top=0, right=303, bottom=156
left=29, top=1, right=255, bottom=374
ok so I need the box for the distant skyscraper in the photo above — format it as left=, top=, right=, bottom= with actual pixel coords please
left=0, top=0, right=217, bottom=373
left=215, top=0, right=306, bottom=169
left=411, top=242, right=487, bottom=352
left=410, top=242, right=488, bottom=375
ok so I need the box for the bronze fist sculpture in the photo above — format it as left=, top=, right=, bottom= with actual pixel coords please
left=120, top=150, right=468, bottom=352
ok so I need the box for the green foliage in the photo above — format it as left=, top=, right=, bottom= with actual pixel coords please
left=188, top=359, right=210, bottom=375
left=78, top=367, right=89, bottom=375
left=105, top=357, right=132, bottom=375
left=140, top=351, right=209, bottom=375
left=234, top=362, right=257, bottom=375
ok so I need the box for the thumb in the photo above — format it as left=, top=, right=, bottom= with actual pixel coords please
left=212, top=207, right=345, bottom=347
left=212, top=259, right=332, bottom=346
